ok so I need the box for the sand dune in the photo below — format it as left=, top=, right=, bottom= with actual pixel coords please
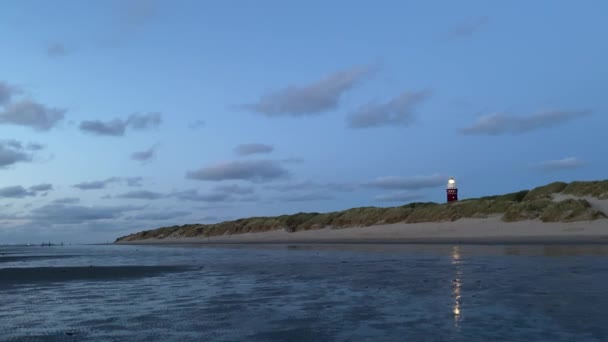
left=119, top=216, right=608, bottom=245
left=116, top=180, right=608, bottom=245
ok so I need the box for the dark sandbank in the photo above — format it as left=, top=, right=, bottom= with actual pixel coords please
left=0, top=255, right=78, bottom=263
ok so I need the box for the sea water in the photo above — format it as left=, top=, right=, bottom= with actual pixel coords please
left=1, top=243, right=608, bottom=341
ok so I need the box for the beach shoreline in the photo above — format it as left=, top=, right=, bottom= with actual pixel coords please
left=116, top=217, right=608, bottom=245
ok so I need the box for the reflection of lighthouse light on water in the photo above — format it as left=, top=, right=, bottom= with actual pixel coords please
left=452, top=246, right=463, bottom=328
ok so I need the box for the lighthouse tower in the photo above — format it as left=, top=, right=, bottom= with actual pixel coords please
left=447, top=177, right=458, bottom=203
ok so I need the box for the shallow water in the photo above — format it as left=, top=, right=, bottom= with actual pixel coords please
left=2, top=243, right=608, bottom=341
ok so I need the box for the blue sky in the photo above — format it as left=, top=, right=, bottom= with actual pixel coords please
left=1, top=0, right=606, bottom=243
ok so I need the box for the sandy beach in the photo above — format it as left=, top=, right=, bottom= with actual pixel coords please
left=117, top=216, right=608, bottom=245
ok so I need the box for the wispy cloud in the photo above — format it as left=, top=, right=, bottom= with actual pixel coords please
left=240, top=65, right=377, bottom=117
left=131, top=144, right=158, bottom=163
left=0, top=184, right=53, bottom=198
left=365, top=174, right=445, bottom=190
left=73, top=177, right=121, bottom=190
left=374, top=191, right=424, bottom=202
left=532, top=157, right=587, bottom=172
left=266, top=180, right=357, bottom=192
left=347, top=90, right=431, bottom=129
left=188, top=120, right=205, bottom=129
left=447, top=17, right=489, bottom=40
left=73, top=177, right=143, bottom=190
left=276, top=193, right=334, bottom=202
left=0, top=81, right=21, bottom=105
left=461, top=110, right=591, bottom=135
left=80, top=112, right=161, bottom=136
left=235, top=143, right=274, bottom=156
left=29, top=183, right=53, bottom=192
left=279, top=157, right=304, bottom=164
left=123, top=0, right=157, bottom=27
left=186, top=160, right=288, bottom=182
left=79, top=119, right=126, bottom=136
left=26, top=143, right=45, bottom=151
left=28, top=204, right=140, bottom=225
left=127, top=112, right=162, bottom=130
left=46, top=43, right=69, bottom=57
left=116, top=190, right=165, bottom=200
left=131, top=210, right=191, bottom=221
left=172, top=189, right=232, bottom=202
left=212, top=184, right=255, bottom=195
left=125, top=177, right=143, bottom=187
left=52, top=197, right=80, bottom=204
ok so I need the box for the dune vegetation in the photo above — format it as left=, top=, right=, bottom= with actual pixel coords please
left=115, top=180, right=608, bottom=243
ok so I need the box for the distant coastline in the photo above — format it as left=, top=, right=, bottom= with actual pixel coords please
left=115, top=180, right=608, bottom=245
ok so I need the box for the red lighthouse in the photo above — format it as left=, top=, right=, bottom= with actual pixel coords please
left=447, top=177, right=458, bottom=203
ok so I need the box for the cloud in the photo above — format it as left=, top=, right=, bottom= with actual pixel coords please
left=0, top=81, right=21, bottom=105
left=266, top=180, right=357, bottom=192
left=212, top=184, right=255, bottom=195
left=79, top=112, right=161, bottom=136
left=186, top=160, right=288, bottom=182
left=79, top=119, right=126, bottom=136
left=240, top=65, right=376, bottom=117
left=460, top=110, right=591, bottom=135
left=239, top=195, right=260, bottom=202
left=447, top=17, right=489, bottom=39
left=46, top=43, right=68, bottom=57
left=116, top=190, right=165, bottom=200
left=326, top=182, right=359, bottom=192
left=0, top=182, right=52, bottom=199
left=73, top=177, right=142, bottom=190
left=73, top=177, right=121, bottom=190
left=52, top=197, right=80, bottom=204
left=125, top=177, right=144, bottom=187
left=279, top=157, right=304, bottom=164
left=0, top=186, right=36, bottom=198
left=374, top=191, right=424, bottom=202
left=188, top=120, right=205, bottom=129
left=26, top=143, right=45, bottom=151
left=0, top=140, right=33, bottom=167
left=131, top=210, right=191, bottom=221
left=123, top=0, right=157, bottom=27
left=172, top=189, right=232, bottom=202
left=0, top=100, right=66, bottom=131
left=235, top=143, right=274, bottom=156
left=131, top=145, right=157, bottom=163
left=276, top=193, right=334, bottom=202
left=365, top=174, right=445, bottom=190
left=347, top=90, right=431, bottom=129
left=533, top=157, right=586, bottom=172
left=29, top=204, right=139, bottom=224
left=29, top=183, right=53, bottom=192
left=126, top=112, right=161, bottom=130
left=92, top=0, right=157, bottom=50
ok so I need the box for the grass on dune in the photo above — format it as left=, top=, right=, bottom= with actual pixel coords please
left=116, top=180, right=608, bottom=242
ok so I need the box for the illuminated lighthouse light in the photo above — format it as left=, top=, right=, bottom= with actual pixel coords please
left=447, top=177, right=458, bottom=203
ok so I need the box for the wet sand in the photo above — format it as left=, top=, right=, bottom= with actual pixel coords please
left=3, top=244, right=608, bottom=340
left=118, top=217, right=608, bottom=245
left=0, top=255, right=77, bottom=263
left=0, top=265, right=192, bottom=289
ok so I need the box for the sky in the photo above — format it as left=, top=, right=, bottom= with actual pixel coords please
left=0, top=0, right=607, bottom=244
